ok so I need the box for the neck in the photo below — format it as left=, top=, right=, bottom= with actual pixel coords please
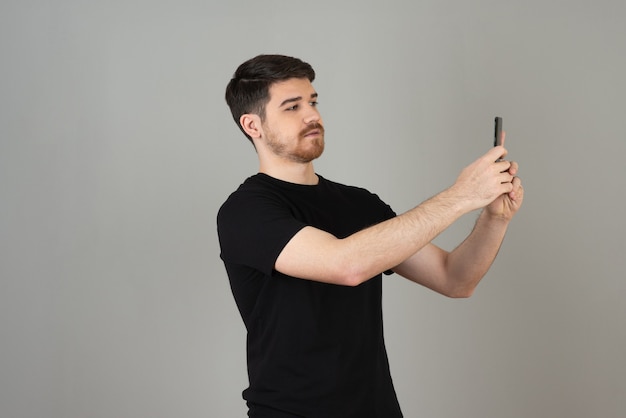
left=259, top=160, right=318, bottom=185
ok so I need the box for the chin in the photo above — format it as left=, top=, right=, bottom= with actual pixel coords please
left=294, top=139, right=324, bottom=162
left=307, top=143, right=325, bottom=161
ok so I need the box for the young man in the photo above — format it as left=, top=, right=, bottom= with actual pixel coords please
left=218, top=54, right=524, bottom=417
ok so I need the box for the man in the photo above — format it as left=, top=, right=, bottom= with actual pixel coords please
left=218, top=54, right=523, bottom=418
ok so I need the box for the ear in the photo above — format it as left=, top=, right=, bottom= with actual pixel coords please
left=240, top=114, right=263, bottom=140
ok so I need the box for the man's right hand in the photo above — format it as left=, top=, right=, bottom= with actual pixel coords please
left=448, top=146, right=514, bottom=212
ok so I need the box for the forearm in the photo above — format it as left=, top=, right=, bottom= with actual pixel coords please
left=444, top=209, right=510, bottom=295
left=342, top=188, right=469, bottom=282
left=277, top=186, right=470, bottom=286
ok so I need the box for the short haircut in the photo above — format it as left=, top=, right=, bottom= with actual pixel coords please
left=225, top=54, right=316, bottom=143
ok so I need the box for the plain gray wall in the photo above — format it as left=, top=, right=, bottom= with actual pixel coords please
left=2, top=0, right=625, bottom=417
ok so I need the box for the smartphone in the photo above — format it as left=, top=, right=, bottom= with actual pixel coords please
left=494, top=116, right=503, bottom=147
left=494, top=116, right=503, bottom=161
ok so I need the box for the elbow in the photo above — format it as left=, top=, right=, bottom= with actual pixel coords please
left=447, top=288, right=475, bottom=299
left=440, top=270, right=481, bottom=298
left=343, top=276, right=364, bottom=287
left=443, top=283, right=476, bottom=299
left=340, top=269, right=368, bottom=287
left=335, top=261, right=372, bottom=287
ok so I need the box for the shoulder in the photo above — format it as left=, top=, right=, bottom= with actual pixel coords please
left=219, top=174, right=279, bottom=211
left=317, top=175, right=375, bottom=196
left=217, top=174, right=301, bottom=226
left=318, top=175, right=391, bottom=206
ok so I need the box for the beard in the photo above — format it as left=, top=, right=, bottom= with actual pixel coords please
left=265, top=123, right=325, bottom=163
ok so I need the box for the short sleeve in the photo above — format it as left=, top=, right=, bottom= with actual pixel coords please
left=217, top=190, right=307, bottom=277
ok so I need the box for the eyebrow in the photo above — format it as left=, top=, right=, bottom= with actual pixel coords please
left=279, top=93, right=318, bottom=108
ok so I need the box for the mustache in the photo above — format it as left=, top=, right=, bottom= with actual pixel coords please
left=300, top=122, right=324, bottom=137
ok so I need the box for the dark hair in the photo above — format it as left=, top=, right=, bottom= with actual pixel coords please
left=225, top=54, right=316, bottom=143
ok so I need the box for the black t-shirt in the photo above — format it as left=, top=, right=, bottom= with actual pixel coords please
left=217, top=173, right=403, bottom=418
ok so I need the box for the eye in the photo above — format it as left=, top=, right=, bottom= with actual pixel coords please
left=309, top=101, right=319, bottom=107
left=286, top=104, right=299, bottom=111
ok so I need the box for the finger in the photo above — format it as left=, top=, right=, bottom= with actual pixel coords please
left=496, top=131, right=507, bottom=160
left=498, top=171, right=514, bottom=184
left=508, top=161, right=519, bottom=176
left=488, top=145, right=508, bottom=161
left=500, top=180, right=515, bottom=196
left=495, top=159, right=512, bottom=173
left=509, top=177, right=523, bottom=200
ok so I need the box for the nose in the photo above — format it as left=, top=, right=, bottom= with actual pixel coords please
left=303, top=105, right=321, bottom=125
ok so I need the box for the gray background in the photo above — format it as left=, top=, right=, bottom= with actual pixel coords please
left=2, top=0, right=625, bottom=417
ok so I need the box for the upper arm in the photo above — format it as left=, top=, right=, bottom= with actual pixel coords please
left=274, top=226, right=359, bottom=286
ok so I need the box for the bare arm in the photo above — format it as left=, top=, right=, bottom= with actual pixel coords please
left=394, top=162, right=524, bottom=297
left=393, top=211, right=510, bottom=297
left=275, top=146, right=519, bottom=286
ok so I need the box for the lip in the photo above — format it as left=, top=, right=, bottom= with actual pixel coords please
left=303, top=129, right=321, bottom=137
